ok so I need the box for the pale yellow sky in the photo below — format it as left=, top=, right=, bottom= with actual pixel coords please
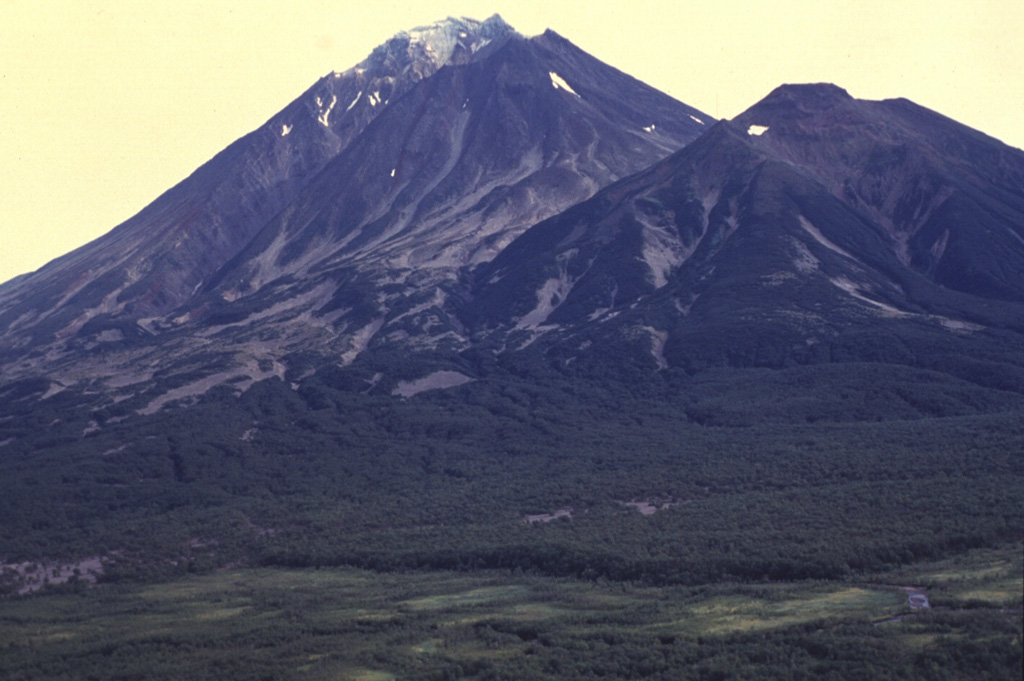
left=2, top=0, right=1022, bottom=285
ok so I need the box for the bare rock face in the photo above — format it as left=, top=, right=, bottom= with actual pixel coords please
left=463, top=86, right=1024, bottom=374
left=0, top=17, right=517, bottom=341
left=732, top=83, right=1024, bottom=301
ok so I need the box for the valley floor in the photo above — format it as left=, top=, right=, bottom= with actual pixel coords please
left=1, top=542, right=1020, bottom=680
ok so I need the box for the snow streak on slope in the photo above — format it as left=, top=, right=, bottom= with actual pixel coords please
left=636, top=205, right=692, bottom=289
left=549, top=72, right=580, bottom=97
left=317, top=95, right=338, bottom=126
left=341, top=318, right=386, bottom=365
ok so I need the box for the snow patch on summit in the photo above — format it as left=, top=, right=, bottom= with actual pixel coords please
left=405, top=16, right=503, bottom=67
left=747, top=124, right=769, bottom=136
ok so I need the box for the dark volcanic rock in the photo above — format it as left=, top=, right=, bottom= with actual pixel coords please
left=734, top=83, right=1024, bottom=301
left=1, top=16, right=1022, bottom=411
left=463, top=85, right=1024, bottom=374
left=0, top=16, right=710, bottom=388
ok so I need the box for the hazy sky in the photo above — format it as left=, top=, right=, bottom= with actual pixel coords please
left=3, top=0, right=1022, bottom=285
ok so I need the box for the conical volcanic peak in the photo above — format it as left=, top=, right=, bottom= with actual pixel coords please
left=304, top=15, right=516, bottom=139
left=463, top=77, right=1024, bottom=377
left=729, top=83, right=1024, bottom=301
left=204, top=20, right=710, bottom=323
left=0, top=16, right=531, bottom=342
left=0, top=14, right=710, bottom=389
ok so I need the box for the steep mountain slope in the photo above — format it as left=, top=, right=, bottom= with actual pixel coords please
left=734, top=84, right=1024, bottom=301
left=189, top=26, right=707, bottom=348
left=465, top=84, right=1024, bottom=382
left=0, top=17, right=513, bottom=338
left=0, top=15, right=709, bottom=395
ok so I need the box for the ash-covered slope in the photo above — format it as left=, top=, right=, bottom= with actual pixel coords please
left=0, top=16, right=709, bottom=390
left=0, top=17, right=514, bottom=341
left=189, top=26, right=708, bottom=351
left=465, top=84, right=1024, bottom=378
left=733, top=84, right=1024, bottom=301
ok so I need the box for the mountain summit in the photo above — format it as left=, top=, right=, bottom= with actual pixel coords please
left=362, top=14, right=516, bottom=73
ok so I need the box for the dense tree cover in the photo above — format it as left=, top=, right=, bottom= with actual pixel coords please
left=1, top=353, right=1022, bottom=678
left=0, top=361, right=1020, bottom=587
left=5, top=617, right=1018, bottom=681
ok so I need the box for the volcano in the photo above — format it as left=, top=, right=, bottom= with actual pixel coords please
left=0, top=21, right=1021, bottom=664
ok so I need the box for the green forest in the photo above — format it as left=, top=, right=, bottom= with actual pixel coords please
left=0, top=358, right=1022, bottom=678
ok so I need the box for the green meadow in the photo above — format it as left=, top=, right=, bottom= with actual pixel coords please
left=2, top=543, right=1019, bottom=680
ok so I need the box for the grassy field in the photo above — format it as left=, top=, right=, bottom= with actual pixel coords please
left=873, top=542, right=1023, bottom=608
left=1, top=543, right=1020, bottom=680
